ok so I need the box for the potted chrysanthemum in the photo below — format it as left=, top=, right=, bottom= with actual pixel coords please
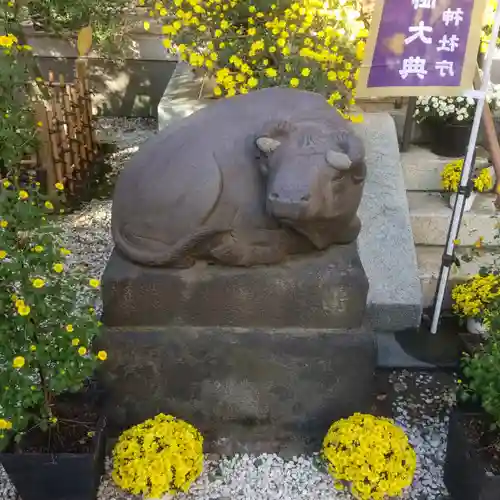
left=0, top=177, right=107, bottom=500
left=322, top=413, right=416, bottom=499
left=441, top=158, right=495, bottom=211
left=112, top=414, right=204, bottom=499
left=414, top=85, right=500, bottom=157
left=452, top=273, right=500, bottom=335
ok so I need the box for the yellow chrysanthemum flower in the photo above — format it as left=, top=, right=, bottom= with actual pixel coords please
left=53, top=263, right=64, bottom=273
left=0, top=419, right=12, bottom=430
left=265, top=67, right=278, bottom=78
left=32, top=278, right=45, bottom=289
left=97, top=350, right=108, bottom=361
left=12, top=356, right=25, bottom=369
left=18, top=304, right=30, bottom=316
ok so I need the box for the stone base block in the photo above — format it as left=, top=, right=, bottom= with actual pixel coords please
left=97, top=326, right=376, bottom=454
left=102, top=243, right=368, bottom=329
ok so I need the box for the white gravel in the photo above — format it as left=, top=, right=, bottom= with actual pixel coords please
left=93, top=371, right=455, bottom=500
left=0, top=118, right=455, bottom=500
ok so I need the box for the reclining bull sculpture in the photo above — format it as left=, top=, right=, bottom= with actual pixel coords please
left=111, top=87, right=366, bottom=267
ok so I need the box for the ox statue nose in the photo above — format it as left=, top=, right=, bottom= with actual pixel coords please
left=267, top=192, right=310, bottom=219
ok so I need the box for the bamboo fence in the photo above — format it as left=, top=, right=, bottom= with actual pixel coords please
left=28, top=59, right=99, bottom=200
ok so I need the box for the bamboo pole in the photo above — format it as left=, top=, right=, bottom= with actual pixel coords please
left=53, top=74, right=73, bottom=192
left=75, top=59, right=95, bottom=163
left=71, top=75, right=90, bottom=196
left=46, top=71, right=64, bottom=186
left=32, top=101, right=56, bottom=195
left=65, top=82, right=83, bottom=184
left=60, top=75, right=80, bottom=186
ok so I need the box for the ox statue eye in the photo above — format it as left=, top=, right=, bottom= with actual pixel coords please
left=325, top=150, right=351, bottom=171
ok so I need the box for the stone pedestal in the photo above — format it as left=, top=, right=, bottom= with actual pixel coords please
left=102, top=243, right=368, bottom=329
left=100, top=243, right=376, bottom=453
left=98, top=325, right=376, bottom=454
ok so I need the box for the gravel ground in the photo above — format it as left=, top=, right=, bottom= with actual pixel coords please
left=57, top=117, right=158, bottom=312
left=94, top=371, right=456, bottom=500
left=0, top=118, right=457, bottom=500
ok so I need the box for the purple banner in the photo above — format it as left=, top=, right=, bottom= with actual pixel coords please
left=366, top=0, right=476, bottom=89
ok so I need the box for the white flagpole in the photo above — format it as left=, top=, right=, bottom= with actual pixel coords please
left=430, top=6, right=500, bottom=334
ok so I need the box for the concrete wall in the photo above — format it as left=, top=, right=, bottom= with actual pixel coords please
left=26, top=17, right=177, bottom=118
left=36, top=57, right=176, bottom=118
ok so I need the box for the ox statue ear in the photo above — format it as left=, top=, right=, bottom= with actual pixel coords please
left=256, top=137, right=281, bottom=154
left=326, top=150, right=352, bottom=171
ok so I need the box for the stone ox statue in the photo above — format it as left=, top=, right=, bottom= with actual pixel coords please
left=111, top=87, right=366, bottom=267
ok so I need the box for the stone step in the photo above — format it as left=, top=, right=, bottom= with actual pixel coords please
left=408, top=191, right=499, bottom=246
left=401, top=146, right=490, bottom=192
left=417, top=245, right=496, bottom=307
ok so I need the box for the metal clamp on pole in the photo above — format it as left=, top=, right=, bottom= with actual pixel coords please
left=441, top=253, right=460, bottom=268
left=456, top=180, right=475, bottom=198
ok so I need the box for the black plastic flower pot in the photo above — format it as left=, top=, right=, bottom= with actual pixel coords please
left=444, top=408, right=500, bottom=500
left=0, top=416, right=106, bottom=500
left=428, top=121, right=472, bottom=157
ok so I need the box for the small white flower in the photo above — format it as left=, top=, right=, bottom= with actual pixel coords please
left=414, top=109, right=420, bottom=115
left=457, top=97, right=464, bottom=103
left=457, top=115, right=464, bottom=121
left=439, top=111, right=444, bottom=116
left=467, top=97, right=475, bottom=105
left=424, top=106, right=430, bottom=112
